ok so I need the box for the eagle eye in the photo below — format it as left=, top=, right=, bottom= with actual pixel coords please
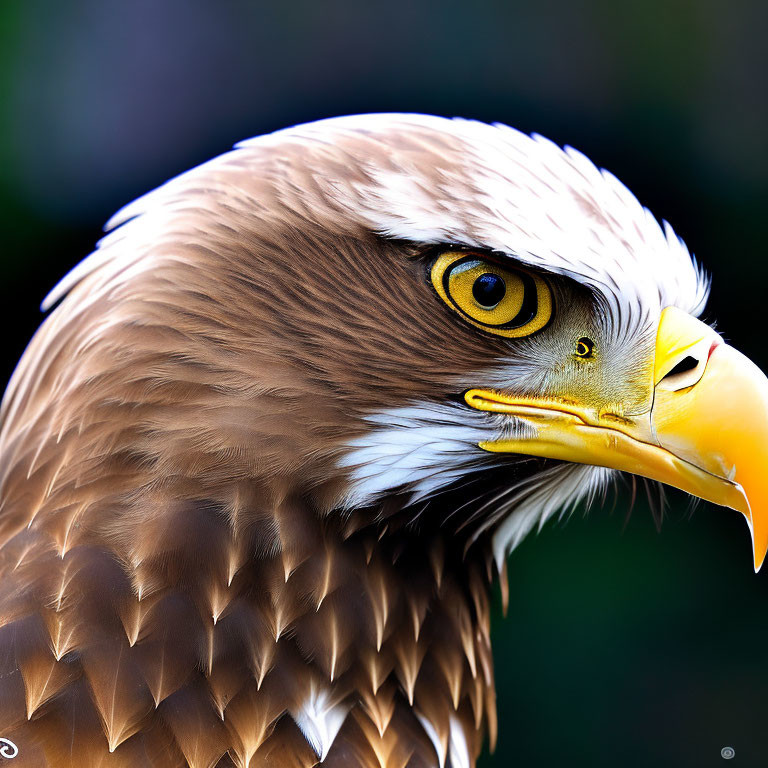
left=430, top=252, right=552, bottom=338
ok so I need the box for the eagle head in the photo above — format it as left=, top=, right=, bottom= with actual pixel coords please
left=1, top=114, right=766, bottom=767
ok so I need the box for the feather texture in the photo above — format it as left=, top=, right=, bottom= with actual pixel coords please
left=0, top=114, right=708, bottom=765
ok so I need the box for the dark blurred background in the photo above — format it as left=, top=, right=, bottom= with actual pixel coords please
left=1, top=1, right=767, bottom=766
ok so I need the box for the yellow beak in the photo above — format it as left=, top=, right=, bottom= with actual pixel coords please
left=466, top=307, right=768, bottom=571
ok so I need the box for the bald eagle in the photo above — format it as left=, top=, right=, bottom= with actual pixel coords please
left=0, top=114, right=765, bottom=768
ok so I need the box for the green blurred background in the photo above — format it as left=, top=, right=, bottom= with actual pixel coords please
left=1, top=1, right=767, bottom=766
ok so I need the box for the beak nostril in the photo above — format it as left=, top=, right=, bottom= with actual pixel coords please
left=662, top=355, right=699, bottom=381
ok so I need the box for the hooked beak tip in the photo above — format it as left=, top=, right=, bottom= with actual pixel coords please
left=747, top=517, right=767, bottom=573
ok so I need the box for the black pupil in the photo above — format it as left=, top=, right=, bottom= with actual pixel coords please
left=472, top=273, right=506, bottom=308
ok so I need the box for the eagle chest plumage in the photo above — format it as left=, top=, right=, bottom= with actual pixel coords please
left=1, top=484, right=495, bottom=767
left=0, top=114, right=765, bottom=767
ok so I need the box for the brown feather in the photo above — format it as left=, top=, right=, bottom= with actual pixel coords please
left=0, top=119, right=520, bottom=766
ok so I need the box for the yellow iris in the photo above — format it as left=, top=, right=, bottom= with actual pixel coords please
left=430, top=252, right=552, bottom=338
